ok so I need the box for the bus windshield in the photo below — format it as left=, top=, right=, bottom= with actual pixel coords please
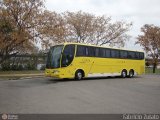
left=46, top=45, right=63, bottom=68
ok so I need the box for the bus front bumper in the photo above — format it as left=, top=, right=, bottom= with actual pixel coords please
left=45, top=69, right=65, bottom=78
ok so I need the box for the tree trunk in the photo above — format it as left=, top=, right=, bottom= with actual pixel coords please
left=153, top=63, right=156, bottom=73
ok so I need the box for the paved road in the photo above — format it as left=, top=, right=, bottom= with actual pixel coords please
left=0, top=75, right=160, bottom=113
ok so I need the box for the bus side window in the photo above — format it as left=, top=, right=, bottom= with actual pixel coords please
left=87, top=47, right=95, bottom=57
left=99, top=48, right=105, bottom=57
left=95, top=48, right=99, bottom=57
left=111, top=49, right=119, bottom=58
left=135, top=52, right=139, bottom=59
left=139, top=52, right=144, bottom=59
left=120, top=50, right=127, bottom=59
left=128, top=51, right=132, bottom=59
left=76, top=45, right=86, bottom=56
left=128, top=51, right=136, bottom=59
left=105, top=49, right=111, bottom=58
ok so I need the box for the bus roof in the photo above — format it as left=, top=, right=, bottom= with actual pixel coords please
left=54, top=42, right=144, bottom=53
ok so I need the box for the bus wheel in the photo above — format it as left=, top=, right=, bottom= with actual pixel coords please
left=75, top=70, right=83, bottom=80
left=129, top=70, right=134, bottom=78
left=121, top=70, right=127, bottom=78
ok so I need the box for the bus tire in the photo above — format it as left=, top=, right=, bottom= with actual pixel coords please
left=121, top=70, right=127, bottom=78
left=129, top=69, right=134, bottom=78
left=75, top=70, right=83, bottom=80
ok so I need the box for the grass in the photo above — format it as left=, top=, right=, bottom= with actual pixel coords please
left=0, top=70, right=44, bottom=80
left=0, top=70, right=44, bottom=75
left=0, top=76, right=21, bottom=80
left=145, top=67, right=160, bottom=74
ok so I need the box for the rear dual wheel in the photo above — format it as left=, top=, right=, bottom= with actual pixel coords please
left=128, top=70, right=134, bottom=78
left=121, top=69, right=134, bottom=78
left=121, top=70, right=127, bottom=78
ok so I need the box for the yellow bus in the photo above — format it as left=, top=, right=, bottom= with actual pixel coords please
left=45, top=43, right=145, bottom=80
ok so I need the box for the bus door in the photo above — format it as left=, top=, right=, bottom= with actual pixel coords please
left=61, top=44, right=75, bottom=76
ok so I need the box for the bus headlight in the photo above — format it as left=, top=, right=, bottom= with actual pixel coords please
left=52, top=70, right=60, bottom=74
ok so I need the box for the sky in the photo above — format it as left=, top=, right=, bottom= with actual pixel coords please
left=45, top=0, right=160, bottom=50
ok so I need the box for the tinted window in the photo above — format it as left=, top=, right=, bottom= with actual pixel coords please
left=61, top=45, right=75, bottom=67
left=76, top=45, right=86, bottom=56
left=76, top=46, right=96, bottom=57
left=95, top=48, right=99, bottom=57
left=139, top=52, right=144, bottom=59
left=120, top=50, right=127, bottom=58
left=111, top=49, right=119, bottom=58
left=99, top=48, right=106, bottom=57
left=105, top=49, right=111, bottom=57
left=127, top=51, right=135, bottom=59
left=76, top=45, right=144, bottom=60
left=87, top=47, right=95, bottom=57
left=135, top=52, right=139, bottom=59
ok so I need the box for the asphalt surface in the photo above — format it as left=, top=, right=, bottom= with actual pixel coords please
left=0, top=75, right=160, bottom=114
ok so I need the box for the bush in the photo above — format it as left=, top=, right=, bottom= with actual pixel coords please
left=1, top=63, right=11, bottom=71
left=26, top=63, right=36, bottom=70
left=145, top=62, right=150, bottom=67
left=1, top=64, right=24, bottom=71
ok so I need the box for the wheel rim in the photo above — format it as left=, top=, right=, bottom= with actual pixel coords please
left=122, top=71, right=126, bottom=78
left=130, top=71, right=133, bottom=77
left=77, top=72, right=82, bottom=79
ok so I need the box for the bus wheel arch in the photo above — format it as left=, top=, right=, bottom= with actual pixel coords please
left=75, top=69, right=85, bottom=80
left=129, top=69, right=134, bottom=78
left=121, top=69, right=127, bottom=78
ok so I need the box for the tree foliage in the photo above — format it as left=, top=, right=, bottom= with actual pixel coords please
left=39, top=11, right=132, bottom=49
left=38, top=10, right=66, bottom=50
left=64, top=11, right=131, bottom=47
left=0, top=0, right=44, bottom=63
left=136, top=24, right=160, bottom=73
left=0, top=0, right=132, bottom=64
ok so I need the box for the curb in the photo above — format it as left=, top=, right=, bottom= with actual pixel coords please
left=20, top=75, right=45, bottom=80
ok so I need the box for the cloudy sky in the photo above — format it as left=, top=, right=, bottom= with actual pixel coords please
left=45, top=0, right=160, bottom=50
